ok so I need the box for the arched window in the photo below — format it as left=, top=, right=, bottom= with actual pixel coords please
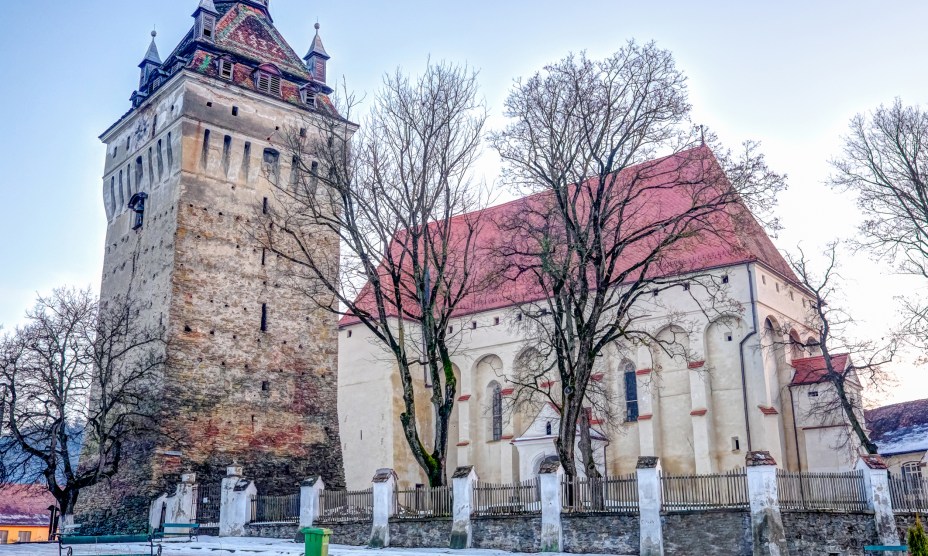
left=902, top=461, right=923, bottom=482
left=545, top=421, right=552, bottom=435
left=789, top=331, right=803, bottom=360
left=623, top=360, right=638, bottom=422
left=489, top=382, right=502, bottom=441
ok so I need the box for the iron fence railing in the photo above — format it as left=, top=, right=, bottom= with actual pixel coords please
left=317, top=488, right=374, bottom=523
left=194, top=484, right=221, bottom=528
left=776, top=469, right=868, bottom=512
left=394, top=485, right=453, bottom=518
left=473, top=478, right=541, bottom=516
left=660, top=468, right=749, bottom=510
left=249, top=493, right=300, bottom=524
left=562, top=474, right=638, bottom=513
left=889, top=474, right=928, bottom=514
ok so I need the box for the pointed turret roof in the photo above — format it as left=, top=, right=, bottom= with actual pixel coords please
left=194, top=0, right=219, bottom=15
left=140, top=30, right=162, bottom=67
left=305, top=22, right=329, bottom=60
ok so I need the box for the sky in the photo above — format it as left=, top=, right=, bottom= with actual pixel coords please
left=0, top=1, right=925, bottom=406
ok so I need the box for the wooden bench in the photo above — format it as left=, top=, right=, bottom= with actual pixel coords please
left=58, top=534, right=161, bottom=556
left=864, top=546, right=908, bottom=553
left=153, top=522, right=199, bottom=541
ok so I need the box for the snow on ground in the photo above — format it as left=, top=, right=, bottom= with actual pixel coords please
left=0, top=537, right=631, bottom=556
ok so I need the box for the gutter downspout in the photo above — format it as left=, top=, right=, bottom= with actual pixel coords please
left=739, top=263, right=758, bottom=452
left=788, top=385, right=803, bottom=472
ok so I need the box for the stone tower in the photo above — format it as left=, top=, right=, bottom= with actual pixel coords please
left=79, top=0, right=345, bottom=532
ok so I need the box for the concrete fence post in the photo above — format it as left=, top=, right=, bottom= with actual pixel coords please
left=369, top=468, right=396, bottom=548
left=857, top=455, right=899, bottom=548
left=149, top=472, right=197, bottom=531
left=219, top=465, right=257, bottom=537
left=636, top=456, right=664, bottom=556
left=450, top=466, right=478, bottom=549
left=538, top=457, right=563, bottom=552
left=299, top=476, right=325, bottom=529
left=745, top=451, right=789, bottom=556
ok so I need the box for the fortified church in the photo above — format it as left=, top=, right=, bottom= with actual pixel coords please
left=80, top=0, right=345, bottom=529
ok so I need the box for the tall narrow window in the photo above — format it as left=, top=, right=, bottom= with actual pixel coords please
left=623, top=361, right=638, bottom=422
left=166, top=132, right=174, bottom=169
left=219, top=59, right=234, bottom=80
left=148, top=149, right=155, bottom=185
left=222, top=135, right=232, bottom=175
left=290, top=156, right=301, bottom=189
left=109, top=178, right=116, bottom=216
left=126, top=164, right=133, bottom=197
left=263, top=148, right=280, bottom=180
left=260, top=303, right=268, bottom=332
left=201, top=129, right=211, bottom=169
left=118, top=170, right=125, bottom=207
left=262, top=197, right=268, bottom=215
left=157, top=139, right=164, bottom=178
left=199, top=14, right=216, bottom=40
left=490, top=382, right=502, bottom=441
left=242, top=141, right=252, bottom=178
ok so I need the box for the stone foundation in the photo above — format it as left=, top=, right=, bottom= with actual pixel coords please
left=388, top=518, right=452, bottom=548
left=471, top=515, right=543, bottom=552
left=663, top=510, right=751, bottom=556
left=782, top=511, right=878, bottom=556
left=244, top=522, right=299, bottom=540
left=324, top=521, right=371, bottom=546
left=561, top=513, right=639, bottom=554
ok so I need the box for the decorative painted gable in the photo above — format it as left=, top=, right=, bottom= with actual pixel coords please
left=215, top=4, right=310, bottom=79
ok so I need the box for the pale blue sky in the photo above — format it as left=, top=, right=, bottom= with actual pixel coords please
left=0, top=1, right=925, bottom=403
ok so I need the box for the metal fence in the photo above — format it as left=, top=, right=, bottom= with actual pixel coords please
left=473, top=478, right=541, bottom=516
left=562, top=474, right=638, bottom=513
left=194, top=484, right=221, bottom=528
left=394, top=485, right=453, bottom=519
left=776, top=469, right=868, bottom=512
left=249, top=493, right=300, bottom=524
left=316, top=488, right=374, bottom=523
left=660, top=468, right=749, bottom=510
left=888, top=474, right=928, bottom=513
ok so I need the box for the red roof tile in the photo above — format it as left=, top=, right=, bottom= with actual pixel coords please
left=789, top=354, right=850, bottom=385
left=341, top=147, right=798, bottom=325
left=0, top=484, right=55, bottom=527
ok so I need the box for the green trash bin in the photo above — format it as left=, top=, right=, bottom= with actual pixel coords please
left=300, top=527, right=332, bottom=556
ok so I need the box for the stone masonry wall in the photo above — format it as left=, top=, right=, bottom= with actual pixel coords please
left=388, top=518, right=452, bottom=548
left=663, top=511, right=752, bottom=556
left=244, top=523, right=299, bottom=540
left=782, top=511, right=877, bottom=556
left=471, top=515, right=542, bottom=552
left=324, top=521, right=371, bottom=546
left=561, top=513, right=639, bottom=554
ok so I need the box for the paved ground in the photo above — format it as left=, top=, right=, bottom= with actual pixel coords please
left=0, top=537, right=627, bottom=556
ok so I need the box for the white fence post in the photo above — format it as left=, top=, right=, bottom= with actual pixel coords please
left=538, top=457, right=563, bottom=552
left=745, top=451, right=789, bottom=556
left=149, top=472, right=197, bottom=531
left=857, top=455, right=900, bottom=547
left=219, top=465, right=257, bottom=537
left=450, top=466, right=478, bottom=549
left=370, top=468, right=396, bottom=548
left=636, top=456, right=664, bottom=556
left=299, top=476, right=325, bottom=529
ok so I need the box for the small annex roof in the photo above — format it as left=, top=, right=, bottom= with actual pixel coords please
left=340, top=146, right=801, bottom=326
left=866, top=398, right=928, bottom=457
left=0, top=484, right=56, bottom=527
left=789, top=353, right=850, bottom=386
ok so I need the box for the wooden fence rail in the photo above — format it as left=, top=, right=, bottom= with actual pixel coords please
left=660, top=468, right=749, bottom=510
left=394, top=485, right=453, bottom=519
left=473, top=478, right=541, bottom=516
left=249, top=493, right=300, bottom=524
left=562, top=474, right=638, bottom=513
left=317, top=488, right=374, bottom=523
left=888, top=474, right=928, bottom=513
left=776, top=469, right=868, bottom=512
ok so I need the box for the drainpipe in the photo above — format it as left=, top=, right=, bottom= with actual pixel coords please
left=738, top=263, right=758, bottom=452
left=788, top=385, right=803, bottom=472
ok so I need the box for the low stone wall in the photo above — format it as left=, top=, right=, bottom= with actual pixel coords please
left=896, top=513, right=921, bottom=542
left=782, top=511, right=877, bottom=556
left=561, top=513, right=639, bottom=554
left=388, top=517, right=452, bottom=548
left=323, top=521, right=371, bottom=546
left=472, top=515, right=543, bottom=552
left=244, top=522, right=299, bottom=540
left=662, top=510, right=751, bottom=556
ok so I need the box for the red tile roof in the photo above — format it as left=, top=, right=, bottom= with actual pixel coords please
left=789, top=353, right=850, bottom=386
left=341, top=147, right=798, bottom=325
left=0, top=484, right=55, bottom=527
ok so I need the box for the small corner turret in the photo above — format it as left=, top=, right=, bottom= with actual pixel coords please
left=192, top=0, right=219, bottom=42
left=304, top=22, right=330, bottom=86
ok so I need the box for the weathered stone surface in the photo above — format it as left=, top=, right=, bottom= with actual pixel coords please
left=325, top=521, right=371, bottom=546
left=662, top=510, right=751, bottom=556
left=388, top=518, right=452, bottom=548
left=244, top=522, right=298, bottom=539
left=561, top=513, right=639, bottom=554
left=782, top=510, right=877, bottom=555
left=471, top=515, right=542, bottom=552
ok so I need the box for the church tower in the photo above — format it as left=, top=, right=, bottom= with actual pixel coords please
left=81, top=0, right=345, bottom=532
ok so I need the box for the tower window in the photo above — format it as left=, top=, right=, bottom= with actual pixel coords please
left=201, top=129, right=211, bottom=169
left=128, top=192, right=148, bottom=230
left=109, top=178, right=116, bottom=217
left=490, top=382, right=503, bottom=441
left=732, top=436, right=741, bottom=451
left=222, top=135, right=232, bottom=175
left=722, top=275, right=729, bottom=284
left=255, top=72, right=281, bottom=96
left=260, top=303, right=268, bottom=332
left=301, top=89, right=316, bottom=108
left=232, top=106, right=239, bottom=116
left=166, top=132, right=174, bottom=168
left=262, top=197, right=268, bottom=214
left=545, top=421, right=552, bottom=435
left=199, top=14, right=216, bottom=40
left=243, top=141, right=252, bottom=177
left=157, top=139, right=164, bottom=178
left=623, top=361, right=638, bottom=422
left=220, top=59, right=234, bottom=80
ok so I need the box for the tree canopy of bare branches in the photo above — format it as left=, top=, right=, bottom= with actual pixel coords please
left=831, top=99, right=928, bottom=353
left=490, top=42, right=787, bottom=479
left=255, top=63, right=488, bottom=486
left=782, top=243, right=897, bottom=455
left=0, top=287, right=165, bottom=522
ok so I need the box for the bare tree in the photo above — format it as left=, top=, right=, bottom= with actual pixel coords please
left=831, top=99, right=928, bottom=355
left=254, top=63, right=488, bottom=486
left=491, top=42, right=787, bottom=479
left=781, top=243, right=897, bottom=455
left=0, top=287, right=165, bottom=524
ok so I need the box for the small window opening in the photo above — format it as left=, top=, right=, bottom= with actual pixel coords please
left=262, top=197, right=268, bottom=214
left=682, top=282, right=690, bottom=291
left=148, top=149, right=155, bottom=185
left=157, top=139, right=164, bottom=178
left=776, top=282, right=780, bottom=292
left=494, top=317, right=500, bottom=326
left=471, top=321, right=477, bottom=330
left=261, top=248, right=266, bottom=266
left=261, top=381, right=270, bottom=392
left=260, top=303, right=268, bottom=332
left=118, top=170, right=125, bottom=207
left=113, top=146, right=118, bottom=158
left=256, top=72, right=282, bottom=96
left=762, top=275, right=767, bottom=285
left=516, top=312, right=523, bottom=322
left=726, top=333, right=733, bottom=342
left=126, top=136, right=131, bottom=151
left=109, top=178, right=116, bottom=216
left=200, top=14, right=215, bottom=40
left=732, top=436, right=741, bottom=451
left=220, top=59, right=234, bottom=80
left=545, top=421, right=552, bottom=435
left=808, top=391, right=819, bottom=398
left=167, top=132, right=174, bottom=168
left=222, top=135, right=232, bottom=175
left=263, top=148, right=280, bottom=179
left=347, top=329, right=353, bottom=338
left=299, top=127, right=307, bottom=138
left=201, top=129, right=211, bottom=168
left=232, top=106, right=239, bottom=116
left=242, top=141, right=252, bottom=177
left=448, top=326, right=454, bottom=334
left=722, top=275, right=729, bottom=284
left=206, top=101, right=213, bottom=108
left=126, top=164, right=132, bottom=196
left=789, top=291, right=794, bottom=301
left=652, top=289, right=659, bottom=297
left=290, top=155, right=301, bottom=188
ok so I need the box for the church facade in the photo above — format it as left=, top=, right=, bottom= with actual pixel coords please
left=80, top=0, right=345, bottom=530
left=338, top=153, right=866, bottom=490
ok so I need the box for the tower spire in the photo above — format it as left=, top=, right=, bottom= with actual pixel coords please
left=304, top=22, right=330, bottom=84
left=138, top=29, right=162, bottom=90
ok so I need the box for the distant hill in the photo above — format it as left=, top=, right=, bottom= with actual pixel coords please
left=0, top=424, right=84, bottom=485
